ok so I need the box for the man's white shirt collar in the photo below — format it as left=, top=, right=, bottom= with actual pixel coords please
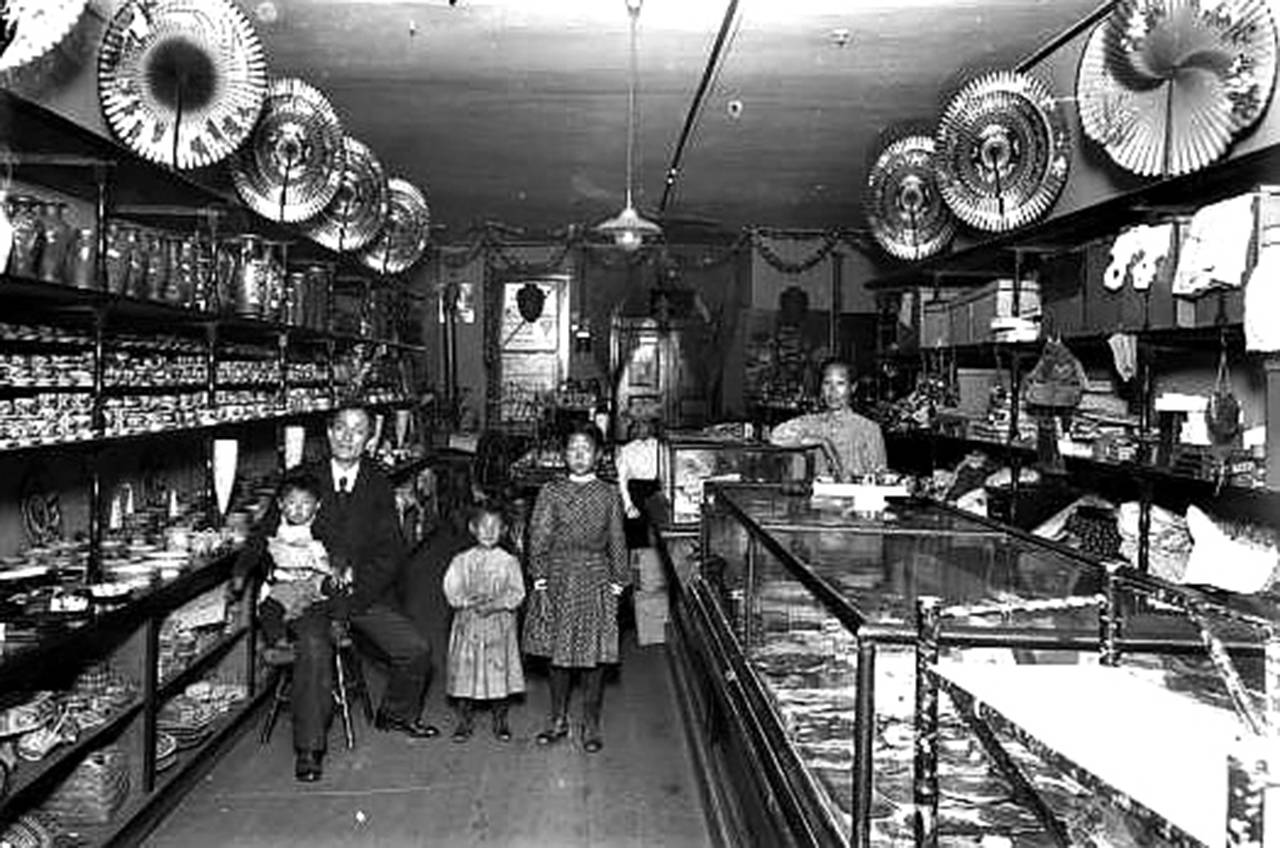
left=331, top=458, right=362, bottom=493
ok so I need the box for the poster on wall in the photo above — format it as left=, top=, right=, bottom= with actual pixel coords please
left=502, top=281, right=559, bottom=351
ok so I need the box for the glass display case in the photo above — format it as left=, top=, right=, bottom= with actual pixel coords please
left=661, top=434, right=813, bottom=527
left=669, top=482, right=1275, bottom=847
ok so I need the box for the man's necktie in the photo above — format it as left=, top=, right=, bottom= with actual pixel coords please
left=337, top=477, right=350, bottom=500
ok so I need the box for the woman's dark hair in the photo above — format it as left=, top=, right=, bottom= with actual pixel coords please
left=278, top=468, right=322, bottom=500
left=468, top=502, right=506, bottom=528
left=563, top=419, right=604, bottom=450
left=819, top=358, right=853, bottom=380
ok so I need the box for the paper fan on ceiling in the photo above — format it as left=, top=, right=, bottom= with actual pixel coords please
left=866, top=134, right=956, bottom=261
left=0, top=0, right=86, bottom=74
left=230, top=78, right=345, bottom=223
left=935, top=70, right=1071, bottom=233
left=98, top=0, right=267, bottom=170
left=1076, top=0, right=1277, bottom=178
left=358, top=178, right=430, bottom=275
left=302, top=136, right=389, bottom=252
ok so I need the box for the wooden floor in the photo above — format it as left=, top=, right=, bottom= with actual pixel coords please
left=143, top=530, right=712, bottom=848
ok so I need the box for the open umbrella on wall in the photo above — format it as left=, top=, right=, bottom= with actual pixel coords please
left=98, top=0, right=267, bottom=170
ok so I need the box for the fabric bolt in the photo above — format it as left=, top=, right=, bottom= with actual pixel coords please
left=1245, top=228, right=1280, bottom=352
left=1173, top=194, right=1254, bottom=296
left=769, top=407, right=887, bottom=480
left=523, top=477, right=629, bottom=667
left=443, top=545, right=526, bottom=699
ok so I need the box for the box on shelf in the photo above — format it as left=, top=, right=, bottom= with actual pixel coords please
left=921, top=302, right=950, bottom=348
left=948, top=278, right=1040, bottom=344
left=1039, top=251, right=1086, bottom=337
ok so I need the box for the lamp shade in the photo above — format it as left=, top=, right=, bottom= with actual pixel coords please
left=596, top=204, right=661, bottom=252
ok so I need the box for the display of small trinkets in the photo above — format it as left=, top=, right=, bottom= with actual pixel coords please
left=0, top=394, right=94, bottom=448
left=0, top=352, right=93, bottom=387
left=216, top=358, right=281, bottom=386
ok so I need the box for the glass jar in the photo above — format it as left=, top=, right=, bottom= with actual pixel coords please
left=304, top=264, right=330, bottom=330
left=37, top=202, right=72, bottom=284
left=192, top=237, right=214, bottom=312
left=233, top=235, right=267, bottom=317
left=172, top=236, right=197, bottom=308
left=8, top=195, right=42, bottom=278
left=284, top=270, right=305, bottom=326
left=214, top=238, right=239, bottom=315
left=66, top=227, right=98, bottom=290
left=123, top=227, right=146, bottom=298
left=143, top=230, right=169, bottom=301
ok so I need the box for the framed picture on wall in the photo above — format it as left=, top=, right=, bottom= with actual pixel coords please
left=627, top=394, right=662, bottom=421
left=628, top=341, right=659, bottom=389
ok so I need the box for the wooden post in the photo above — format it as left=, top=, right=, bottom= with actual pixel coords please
left=1266, top=356, right=1280, bottom=490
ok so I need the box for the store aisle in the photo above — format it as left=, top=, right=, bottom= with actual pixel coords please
left=143, top=531, right=711, bottom=848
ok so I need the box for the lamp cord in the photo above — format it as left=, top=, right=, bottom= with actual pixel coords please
left=625, top=2, right=638, bottom=210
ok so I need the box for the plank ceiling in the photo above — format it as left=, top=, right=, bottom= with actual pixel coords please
left=253, top=0, right=1105, bottom=241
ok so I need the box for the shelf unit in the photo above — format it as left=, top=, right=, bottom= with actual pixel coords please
left=866, top=155, right=1280, bottom=569
left=0, top=91, right=430, bottom=844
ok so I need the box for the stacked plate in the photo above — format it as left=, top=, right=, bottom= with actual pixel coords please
left=154, top=731, right=178, bottom=772
left=157, top=694, right=218, bottom=749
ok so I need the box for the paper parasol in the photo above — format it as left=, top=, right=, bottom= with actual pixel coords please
left=230, top=77, right=345, bottom=223
left=301, top=136, right=389, bottom=252
left=98, top=0, right=267, bottom=170
left=358, top=178, right=430, bottom=275
left=0, top=0, right=86, bottom=74
left=1077, top=0, right=1277, bottom=177
left=935, top=70, right=1071, bottom=232
left=866, top=134, right=956, bottom=260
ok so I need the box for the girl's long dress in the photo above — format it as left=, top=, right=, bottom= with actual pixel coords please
left=443, top=546, right=526, bottom=699
left=523, top=477, right=629, bottom=667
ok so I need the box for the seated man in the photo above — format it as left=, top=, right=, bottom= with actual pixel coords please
left=234, top=404, right=438, bottom=783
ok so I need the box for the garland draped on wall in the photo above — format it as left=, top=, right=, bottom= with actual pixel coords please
left=437, top=224, right=878, bottom=427
left=436, top=223, right=877, bottom=275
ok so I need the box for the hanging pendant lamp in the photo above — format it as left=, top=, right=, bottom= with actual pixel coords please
left=595, top=0, right=661, bottom=253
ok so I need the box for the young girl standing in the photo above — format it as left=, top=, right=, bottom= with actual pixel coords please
left=523, top=421, right=629, bottom=753
left=442, top=504, right=526, bottom=741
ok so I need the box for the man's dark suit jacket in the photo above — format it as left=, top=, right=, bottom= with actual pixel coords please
left=235, top=460, right=404, bottom=615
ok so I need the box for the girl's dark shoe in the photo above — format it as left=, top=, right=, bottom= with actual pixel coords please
left=535, top=716, right=568, bottom=746
left=582, top=722, right=603, bottom=754
left=492, top=712, right=512, bottom=742
left=451, top=717, right=473, bottom=743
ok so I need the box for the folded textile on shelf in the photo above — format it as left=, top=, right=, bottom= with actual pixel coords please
left=1173, top=194, right=1253, bottom=296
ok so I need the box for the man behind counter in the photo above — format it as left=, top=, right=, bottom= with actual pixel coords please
left=769, top=359, right=887, bottom=481
left=234, top=405, right=438, bottom=783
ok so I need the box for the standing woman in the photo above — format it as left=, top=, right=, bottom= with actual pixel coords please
left=524, top=421, right=629, bottom=753
left=770, top=359, right=888, bottom=481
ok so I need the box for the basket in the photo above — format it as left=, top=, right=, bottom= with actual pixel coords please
left=42, top=745, right=130, bottom=826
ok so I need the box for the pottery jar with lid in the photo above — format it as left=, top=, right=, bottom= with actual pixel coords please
left=103, top=221, right=132, bottom=295
left=8, top=195, right=42, bottom=278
